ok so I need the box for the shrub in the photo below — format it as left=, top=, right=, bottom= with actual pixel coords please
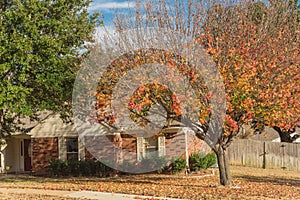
left=67, top=159, right=79, bottom=175
left=189, top=152, right=216, bottom=171
left=96, top=160, right=114, bottom=176
left=189, top=152, right=204, bottom=171
left=48, top=159, right=67, bottom=176
left=121, top=160, right=136, bottom=173
left=78, top=160, right=93, bottom=176
left=48, top=159, right=114, bottom=177
left=203, top=152, right=217, bottom=169
left=170, top=157, right=187, bottom=174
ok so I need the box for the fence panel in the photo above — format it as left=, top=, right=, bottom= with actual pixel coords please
left=228, top=139, right=300, bottom=172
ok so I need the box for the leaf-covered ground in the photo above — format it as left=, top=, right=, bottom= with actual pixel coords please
left=0, top=193, right=73, bottom=200
left=0, top=166, right=299, bottom=199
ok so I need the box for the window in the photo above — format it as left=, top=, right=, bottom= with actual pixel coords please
left=137, top=136, right=165, bottom=161
left=144, top=137, right=158, bottom=158
left=66, top=138, right=78, bottom=160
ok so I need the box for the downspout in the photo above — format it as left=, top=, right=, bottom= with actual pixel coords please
left=184, top=128, right=190, bottom=173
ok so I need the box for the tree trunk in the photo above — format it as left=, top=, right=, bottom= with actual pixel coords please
left=273, top=126, right=296, bottom=143
left=215, top=145, right=232, bottom=186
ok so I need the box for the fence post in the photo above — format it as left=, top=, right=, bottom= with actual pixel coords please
left=259, top=141, right=268, bottom=169
left=281, top=144, right=286, bottom=170
left=262, top=142, right=266, bottom=169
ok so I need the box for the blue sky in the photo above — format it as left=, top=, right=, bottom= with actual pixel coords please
left=89, top=0, right=136, bottom=25
left=89, top=0, right=300, bottom=27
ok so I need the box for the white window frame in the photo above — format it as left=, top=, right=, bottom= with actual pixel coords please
left=137, top=136, right=165, bottom=161
left=66, top=137, right=79, bottom=161
left=58, top=136, right=84, bottom=161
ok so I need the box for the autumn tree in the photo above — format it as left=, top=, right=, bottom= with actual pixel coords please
left=0, top=0, right=100, bottom=137
left=88, top=0, right=299, bottom=186
left=198, top=0, right=299, bottom=184
left=85, top=0, right=226, bottom=184
left=230, top=1, right=299, bottom=142
left=235, top=0, right=300, bottom=142
left=265, top=0, right=300, bottom=142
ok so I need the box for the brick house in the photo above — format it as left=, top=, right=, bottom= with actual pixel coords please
left=1, top=115, right=210, bottom=174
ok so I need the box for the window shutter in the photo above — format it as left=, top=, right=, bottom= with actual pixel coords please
left=158, top=136, right=166, bottom=157
left=137, top=137, right=145, bottom=161
left=78, top=137, right=85, bottom=161
left=58, top=137, right=66, bottom=161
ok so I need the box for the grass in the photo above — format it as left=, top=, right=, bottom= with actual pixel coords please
left=0, top=166, right=300, bottom=199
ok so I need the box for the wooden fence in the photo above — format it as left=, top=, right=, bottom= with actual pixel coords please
left=227, top=139, right=300, bottom=172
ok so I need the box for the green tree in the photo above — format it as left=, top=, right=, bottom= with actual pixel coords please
left=0, top=0, right=101, bottom=136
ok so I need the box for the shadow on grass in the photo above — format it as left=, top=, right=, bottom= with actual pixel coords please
left=236, top=175, right=300, bottom=187
left=87, top=173, right=217, bottom=188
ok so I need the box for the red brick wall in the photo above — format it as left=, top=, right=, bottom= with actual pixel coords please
left=165, top=131, right=209, bottom=159
left=187, top=135, right=211, bottom=156
left=84, top=134, right=136, bottom=162
left=120, top=135, right=136, bottom=162
left=165, top=133, right=187, bottom=158
left=85, top=148, right=96, bottom=161
left=31, top=137, right=58, bottom=174
left=84, top=133, right=207, bottom=163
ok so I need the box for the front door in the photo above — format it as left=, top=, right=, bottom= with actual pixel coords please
left=24, top=139, right=32, bottom=171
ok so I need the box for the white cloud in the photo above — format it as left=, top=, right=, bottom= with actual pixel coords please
left=89, top=1, right=136, bottom=11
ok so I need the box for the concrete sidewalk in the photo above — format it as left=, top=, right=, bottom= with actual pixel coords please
left=66, top=190, right=185, bottom=200
left=0, top=188, right=185, bottom=200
